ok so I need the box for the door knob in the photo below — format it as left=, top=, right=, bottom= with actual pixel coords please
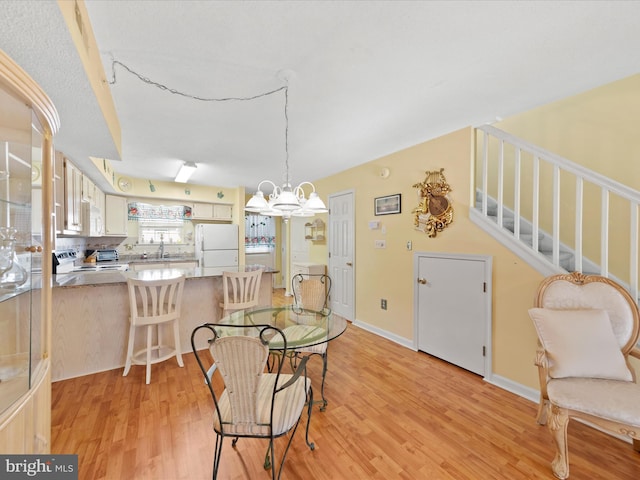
left=417, top=278, right=427, bottom=284
left=346, top=262, right=353, bottom=267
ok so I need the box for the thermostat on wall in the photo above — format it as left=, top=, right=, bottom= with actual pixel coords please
left=368, top=220, right=380, bottom=230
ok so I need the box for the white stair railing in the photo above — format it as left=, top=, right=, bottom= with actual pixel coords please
left=473, top=124, right=640, bottom=301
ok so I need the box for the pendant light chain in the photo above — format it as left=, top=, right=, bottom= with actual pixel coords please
left=283, top=85, right=290, bottom=186
left=108, top=59, right=287, bottom=103
left=106, top=57, right=326, bottom=218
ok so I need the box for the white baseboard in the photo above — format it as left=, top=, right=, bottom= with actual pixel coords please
left=484, top=374, right=540, bottom=403
left=352, top=319, right=415, bottom=350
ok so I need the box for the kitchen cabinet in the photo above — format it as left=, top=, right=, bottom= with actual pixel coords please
left=54, top=152, right=64, bottom=238
left=105, top=194, right=128, bottom=236
left=95, top=189, right=105, bottom=235
left=213, top=204, right=233, bottom=221
left=0, top=49, right=57, bottom=455
left=192, top=202, right=233, bottom=221
left=81, top=174, right=93, bottom=204
left=64, top=158, right=83, bottom=233
left=83, top=188, right=105, bottom=237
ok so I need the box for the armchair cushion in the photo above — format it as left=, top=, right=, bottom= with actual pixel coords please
left=548, top=377, right=640, bottom=426
left=529, top=308, right=632, bottom=381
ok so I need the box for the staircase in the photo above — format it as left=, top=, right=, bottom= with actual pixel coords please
left=471, top=124, right=640, bottom=300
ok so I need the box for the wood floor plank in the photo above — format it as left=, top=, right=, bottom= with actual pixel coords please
left=51, top=289, right=640, bottom=479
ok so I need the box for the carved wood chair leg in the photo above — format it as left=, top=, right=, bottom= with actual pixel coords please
left=548, top=405, right=570, bottom=480
left=536, top=396, right=548, bottom=425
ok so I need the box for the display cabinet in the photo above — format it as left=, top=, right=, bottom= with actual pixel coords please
left=0, top=49, right=59, bottom=453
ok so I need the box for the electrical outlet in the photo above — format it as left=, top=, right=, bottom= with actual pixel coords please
left=406, top=240, right=412, bottom=251
left=375, top=240, right=386, bottom=248
left=381, top=298, right=387, bottom=310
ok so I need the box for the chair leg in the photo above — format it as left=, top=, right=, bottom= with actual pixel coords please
left=173, top=319, right=184, bottom=367
left=274, top=416, right=304, bottom=479
left=536, top=395, right=548, bottom=425
left=212, top=434, right=223, bottom=480
left=145, top=325, right=153, bottom=385
left=123, top=323, right=135, bottom=376
left=305, top=385, right=315, bottom=450
left=264, top=441, right=272, bottom=471
left=319, top=352, right=328, bottom=411
left=548, top=404, right=570, bottom=480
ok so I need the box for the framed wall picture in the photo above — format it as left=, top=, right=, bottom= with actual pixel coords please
left=374, top=194, right=401, bottom=215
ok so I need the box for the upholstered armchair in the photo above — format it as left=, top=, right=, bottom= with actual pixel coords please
left=530, top=272, right=640, bottom=479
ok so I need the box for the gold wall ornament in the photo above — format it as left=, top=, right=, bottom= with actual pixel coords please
left=412, top=168, right=454, bottom=237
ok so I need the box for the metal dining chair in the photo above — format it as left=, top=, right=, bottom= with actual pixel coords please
left=191, top=322, right=315, bottom=480
left=290, top=273, right=332, bottom=410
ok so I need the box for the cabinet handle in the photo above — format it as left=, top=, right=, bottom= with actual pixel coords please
left=417, top=278, right=427, bottom=285
left=346, top=262, right=353, bottom=267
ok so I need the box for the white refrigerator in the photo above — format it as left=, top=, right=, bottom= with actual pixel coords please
left=195, top=224, right=239, bottom=267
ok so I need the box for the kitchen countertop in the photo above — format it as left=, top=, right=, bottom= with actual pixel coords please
left=117, top=255, right=198, bottom=264
left=53, top=264, right=278, bottom=288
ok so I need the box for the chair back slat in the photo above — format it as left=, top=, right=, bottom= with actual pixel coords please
left=222, top=269, right=263, bottom=313
left=128, top=275, right=185, bottom=326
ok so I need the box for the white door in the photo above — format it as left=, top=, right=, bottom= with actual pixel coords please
left=328, top=190, right=355, bottom=320
left=415, top=253, right=491, bottom=376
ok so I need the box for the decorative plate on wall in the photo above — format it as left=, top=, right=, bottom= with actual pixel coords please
left=117, top=176, right=133, bottom=192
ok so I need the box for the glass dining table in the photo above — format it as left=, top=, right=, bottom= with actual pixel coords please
left=213, top=305, right=348, bottom=350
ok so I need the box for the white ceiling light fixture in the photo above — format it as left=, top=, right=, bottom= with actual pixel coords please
left=245, top=74, right=327, bottom=221
left=174, top=161, right=197, bottom=183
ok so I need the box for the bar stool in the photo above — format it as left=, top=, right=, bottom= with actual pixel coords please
left=123, top=273, right=186, bottom=384
left=219, top=268, right=263, bottom=317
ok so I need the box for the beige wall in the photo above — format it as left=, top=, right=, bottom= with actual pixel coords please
left=495, top=74, right=640, bottom=189
left=494, top=73, right=640, bottom=375
left=308, top=74, right=640, bottom=389
left=311, top=127, right=546, bottom=389
left=492, top=74, right=640, bottom=284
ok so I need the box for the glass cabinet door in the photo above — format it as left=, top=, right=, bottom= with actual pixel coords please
left=0, top=84, right=34, bottom=415
left=30, top=113, right=44, bottom=383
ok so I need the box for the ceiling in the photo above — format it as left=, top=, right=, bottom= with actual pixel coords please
left=1, top=1, right=640, bottom=193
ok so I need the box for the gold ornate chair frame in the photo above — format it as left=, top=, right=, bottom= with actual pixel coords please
left=533, top=272, right=640, bottom=479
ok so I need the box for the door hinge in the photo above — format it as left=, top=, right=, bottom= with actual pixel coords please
left=483, top=282, right=486, bottom=293
left=482, top=346, right=486, bottom=357
left=328, top=252, right=331, bottom=258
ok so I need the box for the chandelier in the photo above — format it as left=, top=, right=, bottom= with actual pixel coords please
left=107, top=59, right=326, bottom=217
left=244, top=83, right=327, bottom=219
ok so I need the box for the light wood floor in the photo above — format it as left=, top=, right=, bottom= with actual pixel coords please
left=51, top=289, right=640, bottom=479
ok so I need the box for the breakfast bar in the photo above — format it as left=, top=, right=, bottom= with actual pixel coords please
left=51, top=266, right=275, bottom=381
